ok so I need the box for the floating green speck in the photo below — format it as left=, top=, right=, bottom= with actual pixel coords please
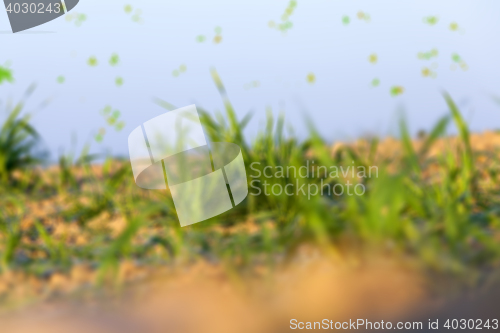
left=95, top=128, right=106, bottom=143
left=214, top=26, right=222, bottom=35
left=390, top=86, right=405, bottom=97
left=87, top=56, right=98, bottom=67
left=213, top=35, right=222, bottom=44
left=179, top=64, right=187, bottom=73
left=423, top=16, right=438, bottom=25
left=451, top=54, right=468, bottom=71
left=74, top=13, right=86, bottom=27
left=0, top=66, right=14, bottom=85
left=244, top=80, right=261, bottom=90
left=115, top=121, right=125, bottom=132
left=421, top=67, right=437, bottom=78
left=124, top=5, right=133, bottom=14
left=307, top=73, right=316, bottom=84
left=196, top=35, right=206, bottom=43
left=278, top=21, right=293, bottom=31
left=115, top=77, right=124, bottom=87
left=418, top=49, right=438, bottom=60
left=102, top=105, right=112, bottom=115
left=269, top=0, right=297, bottom=33
left=342, top=16, right=350, bottom=25
left=371, top=78, right=380, bottom=87
left=66, top=12, right=87, bottom=27
left=357, top=11, right=371, bottom=22
left=109, top=54, right=120, bottom=66
left=131, top=9, right=143, bottom=23
left=57, top=76, right=65, bottom=84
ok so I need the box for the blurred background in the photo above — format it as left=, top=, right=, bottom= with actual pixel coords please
left=1, top=1, right=500, bottom=333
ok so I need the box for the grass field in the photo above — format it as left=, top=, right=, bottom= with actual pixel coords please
left=1, top=72, right=500, bottom=332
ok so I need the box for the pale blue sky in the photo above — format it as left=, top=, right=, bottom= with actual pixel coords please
left=1, top=0, right=500, bottom=158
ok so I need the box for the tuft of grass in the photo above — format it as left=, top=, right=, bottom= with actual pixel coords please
left=0, top=89, right=46, bottom=184
left=1, top=73, right=500, bottom=300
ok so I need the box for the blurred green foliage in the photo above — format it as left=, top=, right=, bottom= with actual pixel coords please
left=0, top=86, right=46, bottom=184
left=0, top=72, right=499, bottom=293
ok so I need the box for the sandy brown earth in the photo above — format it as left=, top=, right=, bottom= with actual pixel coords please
left=2, top=251, right=427, bottom=333
left=333, top=131, right=500, bottom=157
left=3, top=253, right=499, bottom=333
